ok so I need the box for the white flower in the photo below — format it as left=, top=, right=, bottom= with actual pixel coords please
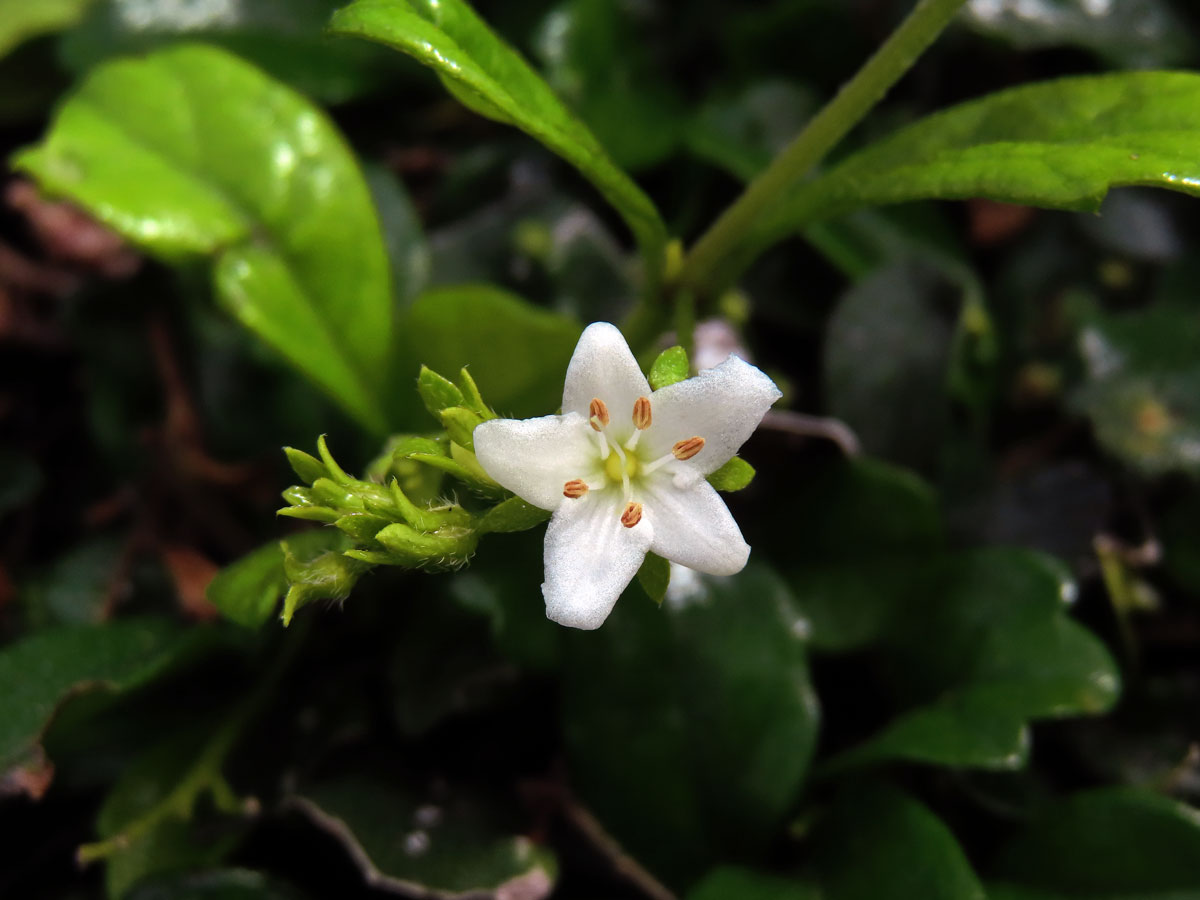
left=473, top=322, right=781, bottom=630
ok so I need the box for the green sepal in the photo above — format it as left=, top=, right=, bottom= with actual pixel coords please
left=280, top=534, right=366, bottom=626
left=374, top=522, right=478, bottom=570
left=440, top=406, right=484, bottom=450
left=636, top=552, right=671, bottom=604
left=283, top=447, right=328, bottom=483
left=316, top=434, right=354, bottom=484
left=417, top=365, right=465, bottom=418
left=281, top=485, right=319, bottom=507
left=477, top=496, right=552, bottom=534
left=457, top=367, right=496, bottom=419
left=649, top=346, right=690, bottom=390
left=707, top=456, right=756, bottom=492
left=334, top=512, right=391, bottom=545
left=277, top=506, right=340, bottom=523
left=311, top=477, right=368, bottom=511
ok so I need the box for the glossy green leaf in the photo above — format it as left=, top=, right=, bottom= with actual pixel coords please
left=402, top=285, right=581, bottom=418
left=826, top=548, right=1121, bottom=771
left=328, top=0, right=668, bottom=275
left=809, top=782, right=987, bottom=900
left=126, top=870, right=305, bottom=900
left=751, top=72, right=1200, bottom=261
left=688, top=867, right=819, bottom=900
left=0, top=618, right=208, bottom=772
left=0, top=0, right=92, bottom=60
left=563, top=563, right=819, bottom=885
left=60, top=0, right=400, bottom=104
left=289, top=775, right=556, bottom=897
left=962, top=0, right=1195, bottom=69
left=207, top=531, right=349, bottom=629
left=1071, top=302, right=1200, bottom=477
left=476, top=496, right=551, bottom=535
left=991, top=787, right=1200, bottom=896
left=13, top=44, right=393, bottom=433
left=532, top=0, right=683, bottom=171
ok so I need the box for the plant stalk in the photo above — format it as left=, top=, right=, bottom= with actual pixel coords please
left=680, top=0, right=969, bottom=295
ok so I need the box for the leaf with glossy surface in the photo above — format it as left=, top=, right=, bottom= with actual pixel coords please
left=328, top=0, right=667, bottom=274
left=991, top=787, right=1200, bottom=896
left=289, top=775, right=555, bottom=898
left=402, top=285, right=581, bottom=418
left=809, top=783, right=987, bottom=900
left=0, top=0, right=92, bottom=60
left=563, top=563, right=819, bottom=885
left=0, top=618, right=209, bottom=772
left=752, top=72, right=1200, bottom=259
left=14, top=44, right=393, bottom=433
left=827, top=548, right=1120, bottom=770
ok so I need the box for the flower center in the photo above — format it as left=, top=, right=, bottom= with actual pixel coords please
left=604, top=449, right=639, bottom=483
left=564, top=395, right=707, bottom=528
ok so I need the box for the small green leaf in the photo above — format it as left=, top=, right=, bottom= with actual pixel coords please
left=280, top=532, right=363, bottom=626
left=402, top=285, right=581, bottom=418
left=14, top=44, right=393, bottom=433
left=991, top=787, right=1200, bottom=896
left=635, top=552, right=670, bottom=604
left=417, top=366, right=466, bottom=419
left=125, top=869, right=305, bottom=900
left=439, top=406, right=484, bottom=451
left=0, top=618, right=209, bottom=772
left=476, top=496, right=551, bottom=535
left=706, top=457, right=755, bottom=492
left=648, top=345, right=689, bottom=391
left=282, top=448, right=328, bottom=485
left=809, top=782, right=987, bottom=900
left=328, top=0, right=668, bottom=276
left=751, top=72, right=1200, bottom=264
left=688, top=867, right=820, bottom=900
left=289, top=775, right=556, bottom=897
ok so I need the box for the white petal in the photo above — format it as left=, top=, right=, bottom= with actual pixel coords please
left=641, top=476, right=750, bottom=576
left=473, top=413, right=598, bottom=512
left=542, top=490, right=652, bottom=629
left=642, top=354, right=781, bottom=476
left=562, top=322, right=652, bottom=433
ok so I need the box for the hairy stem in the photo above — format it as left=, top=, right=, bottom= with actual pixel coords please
left=680, top=0, right=969, bottom=295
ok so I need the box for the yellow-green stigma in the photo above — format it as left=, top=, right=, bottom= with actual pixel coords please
left=604, top=449, right=639, bottom=483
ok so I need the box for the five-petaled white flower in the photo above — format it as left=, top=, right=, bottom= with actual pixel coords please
left=473, top=322, right=782, bottom=630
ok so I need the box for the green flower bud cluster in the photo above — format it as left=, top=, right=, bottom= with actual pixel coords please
left=276, top=366, right=551, bottom=624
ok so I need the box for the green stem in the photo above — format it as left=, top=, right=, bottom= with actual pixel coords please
left=680, top=0, right=968, bottom=295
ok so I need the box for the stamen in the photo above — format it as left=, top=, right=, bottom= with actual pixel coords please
left=588, top=398, right=610, bottom=431
left=632, top=396, right=652, bottom=430
left=620, top=501, right=643, bottom=528
left=592, top=428, right=610, bottom=460
left=672, top=436, right=705, bottom=460
left=563, top=479, right=589, bottom=499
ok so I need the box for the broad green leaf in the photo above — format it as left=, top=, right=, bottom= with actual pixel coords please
left=13, top=44, right=393, bottom=433
left=962, top=0, right=1194, bottom=69
left=60, top=0, right=400, bottom=104
left=21, top=536, right=122, bottom=628
left=563, top=563, right=819, bottom=885
left=95, top=730, right=245, bottom=898
left=206, top=531, right=349, bottom=629
left=809, top=783, right=987, bottom=900
left=0, top=0, right=92, bottom=60
left=127, top=870, right=305, bottom=900
left=688, top=867, right=820, bottom=900
left=532, top=0, right=683, bottom=171
left=825, top=548, right=1120, bottom=771
left=289, top=775, right=556, bottom=897
left=402, top=285, right=581, bottom=418
left=751, top=72, right=1200, bottom=262
left=1071, top=301, right=1200, bottom=477
left=0, top=618, right=209, bottom=772
left=991, top=787, right=1200, bottom=896
left=328, top=0, right=668, bottom=276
